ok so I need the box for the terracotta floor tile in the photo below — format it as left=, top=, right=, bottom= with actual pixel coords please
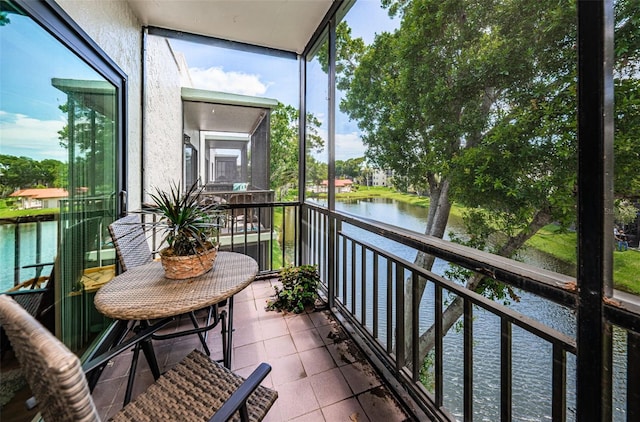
left=270, top=353, right=306, bottom=386
left=286, top=313, right=315, bottom=333
left=232, top=340, right=268, bottom=370
left=252, top=283, right=276, bottom=300
left=316, top=322, right=348, bottom=346
left=309, top=367, right=353, bottom=407
left=233, top=299, right=260, bottom=324
left=320, top=397, right=370, bottom=422
left=357, top=386, right=409, bottom=421
left=98, top=353, right=135, bottom=381
left=261, top=399, right=284, bottom=422
left=340, top=361, right=382, bottom=395
left=234, top=285, right=255, bottom=302
left=299, top=347, right=336, bottom=376
left=289, top=409, right=325, bottom=421
left=264, top=334, right=297, bottom=359
left=326, top=340, right=364, bottom=367
left=308, top=311, right=332, bottom=328
left=257, top=300, right=283, bottom=321
left=261, top=318, right=290, bottom=339
left=233, top=322, right=265, bottom=346
left=275, top=378, right=320, bottom=420
left=291, top=327, right=325, bottom=352
left=91, top=376, right=124, bottom=408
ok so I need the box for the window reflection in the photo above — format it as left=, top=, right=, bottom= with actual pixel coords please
left=0, top=2, right=117, bottom=351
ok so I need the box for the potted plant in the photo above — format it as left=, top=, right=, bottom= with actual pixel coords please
left=146, top=180, right=221, bottom=279
left=266, top=265, right=320, bottom=314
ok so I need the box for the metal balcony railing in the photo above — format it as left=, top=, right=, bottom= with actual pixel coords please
left=301, top=202, right=640, bottom=421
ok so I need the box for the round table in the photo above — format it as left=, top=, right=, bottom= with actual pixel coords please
left=94, top=251, right=258, bottom=405
left=95, top=251, right=258, bottom=320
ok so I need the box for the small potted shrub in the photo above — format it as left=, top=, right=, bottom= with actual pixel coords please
left=266, top=265, right=320, bottom=314
left=146, top=180, right=220, bottom=279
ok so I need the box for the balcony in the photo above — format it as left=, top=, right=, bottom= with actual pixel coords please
left=3, top=199, right=640, bottom=421
left=1, top=0, right=639, bottom=421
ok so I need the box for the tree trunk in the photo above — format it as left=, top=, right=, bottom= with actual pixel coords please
left=401, top=177, right=452, bottom=356
left=415, top=208, right=554, bottom=362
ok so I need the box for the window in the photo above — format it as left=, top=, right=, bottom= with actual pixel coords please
left=0, top=0, right=125, bottom=351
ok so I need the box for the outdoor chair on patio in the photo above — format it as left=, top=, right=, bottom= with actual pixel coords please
left=0, top=294, right=278, bottom=422
left=108, top=214, right=222, bottom=357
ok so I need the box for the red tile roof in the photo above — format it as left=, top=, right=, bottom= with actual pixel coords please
left=321, top=179, right=353, bottom=187
left=10, top=188, right=68, bottom=199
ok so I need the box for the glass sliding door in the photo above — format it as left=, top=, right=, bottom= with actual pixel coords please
left=0, top=0, right=122, bottom=352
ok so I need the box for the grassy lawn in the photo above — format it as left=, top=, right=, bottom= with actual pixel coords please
left=612, top=250, right=640, bottom=294
left=0, top=207, right=59, bottom=218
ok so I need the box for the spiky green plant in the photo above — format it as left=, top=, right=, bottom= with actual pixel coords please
left=147, top=181, right=220, bottom=256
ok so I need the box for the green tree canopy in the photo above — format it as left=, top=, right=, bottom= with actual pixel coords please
left=336, top=0, right=639, bottom=363
left=269, top=103, right=324, bottom=199
left=0, top=155, right=66, bottom=197
left=335, top=157, right=365, bottom=180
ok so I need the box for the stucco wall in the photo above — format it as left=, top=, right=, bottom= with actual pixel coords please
left=55, top=0, right=184, bottom=209
left=143, top=35, right=184, bottom=198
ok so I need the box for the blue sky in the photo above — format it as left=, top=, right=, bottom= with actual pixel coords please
left=1, top=13, right=105, bottom=162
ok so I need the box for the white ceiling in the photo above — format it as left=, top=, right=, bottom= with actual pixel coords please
left=126, top=0, right=334, bottom=54
left=183, top=101, right=267, bottom=134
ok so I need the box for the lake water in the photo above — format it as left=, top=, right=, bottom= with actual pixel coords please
left=331, top=197, right=626, bottom=422
left=0, top=221, right=58, bottom=291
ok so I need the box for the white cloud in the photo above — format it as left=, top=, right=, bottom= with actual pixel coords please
left=188, top=66, right=270, bottom=96
left=0, top=111, right=67, bottom=161
left=311, top=129, right=365, bottom=162
left=336, top=132, right=365, bottom=161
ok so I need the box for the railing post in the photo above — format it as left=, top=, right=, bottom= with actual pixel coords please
left=327, top=212, right=337, bottom=309
left=463, top=299, right=473, bottom=421
left=14, top=223, right=21, bottom=286
left=629, top=331, right=640, bottom=420
left=500, top=319, right=512, bottom=421
left=576, top=1, right=614, bottom=420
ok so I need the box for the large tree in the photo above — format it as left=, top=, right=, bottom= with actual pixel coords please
left=270, top=102, right=324, bottom=199
left=337, top=0, right=639, bottom=367
left=613, top=0, right=640, bottom=200
left=0, top=155, right=65, bottom=196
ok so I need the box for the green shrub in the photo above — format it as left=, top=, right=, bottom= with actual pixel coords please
left=267, top=265, right=320, bottom=314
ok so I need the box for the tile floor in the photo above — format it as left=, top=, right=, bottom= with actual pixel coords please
left=91, top=277, right=413, bottom=421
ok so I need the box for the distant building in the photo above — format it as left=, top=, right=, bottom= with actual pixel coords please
left=10, top=188, right=68, bottom=209
left=320, top=179, right=354, bottom=193
left=371, top=169, right=393, bottom=187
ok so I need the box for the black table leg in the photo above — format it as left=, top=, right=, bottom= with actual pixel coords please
left=124, top=342, right=141, bottom=405
left=123, top=320, right=162, bottom=406
left=225, top=296, right=234, bottom=368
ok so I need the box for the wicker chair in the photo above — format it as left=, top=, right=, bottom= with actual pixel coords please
left=107, top=214, right=154, bottom=272
left=0, top=294, right=277, bottom=422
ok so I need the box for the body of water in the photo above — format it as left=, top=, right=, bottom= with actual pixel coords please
left=331, top=197, right=626, bottom=422
left=0, top=221, right=58, bottom=291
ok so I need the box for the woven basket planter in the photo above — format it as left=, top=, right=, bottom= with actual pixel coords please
left=159, top=244, right=218, bottom=279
